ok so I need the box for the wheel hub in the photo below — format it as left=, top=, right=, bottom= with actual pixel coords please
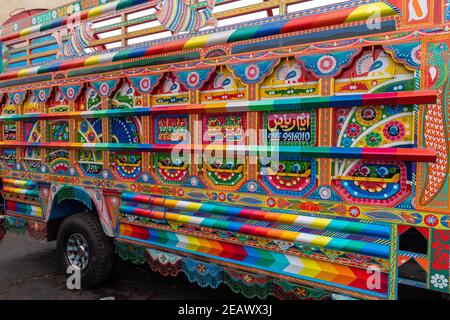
left=66, top=233, right=90, bottom=271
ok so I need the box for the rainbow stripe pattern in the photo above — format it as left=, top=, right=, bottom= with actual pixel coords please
left=0, top=91, right=437, bottom=122
left=159, top=0, right=215, bottom=33
left=122, top=192, right=390, bottom=238
left=118, top=224, right=390, bottom=298
left=0, top=2, right=397, bottom=81
left=2, top=179, right=42, bottom=218
left=119, top=205, right=389, bottom=258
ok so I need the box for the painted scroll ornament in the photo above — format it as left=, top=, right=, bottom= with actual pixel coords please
left=52, top=21, right=96, bottom=58
left=155, top=0, right=218, bottom=36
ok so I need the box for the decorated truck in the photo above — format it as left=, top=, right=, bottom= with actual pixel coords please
left=0, top=0, right=448, bottom=300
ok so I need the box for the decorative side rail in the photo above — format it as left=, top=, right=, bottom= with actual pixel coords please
left=0, top=2, right=397, bottom=81
left=0, top=142, right=437, bottom=162
left=0, top=91, right=437, bottom=122
left=121, top=192, right=391, bottom=238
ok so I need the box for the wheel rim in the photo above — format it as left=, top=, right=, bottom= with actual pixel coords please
left=66, top=233, right=90, bottom=271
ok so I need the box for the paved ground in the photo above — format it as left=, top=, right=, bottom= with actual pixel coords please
left=0, top=232, right=243, bottom=300
left=1, top=232, right=448, bottom=300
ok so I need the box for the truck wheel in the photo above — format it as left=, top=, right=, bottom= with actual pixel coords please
left=57, top=213, right=114, bottom=289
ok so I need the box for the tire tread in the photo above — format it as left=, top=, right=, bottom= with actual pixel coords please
left=57, top=213, right=114, bottom=289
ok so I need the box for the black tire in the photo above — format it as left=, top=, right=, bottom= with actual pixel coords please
left=57, top=213, right=115, bottom=289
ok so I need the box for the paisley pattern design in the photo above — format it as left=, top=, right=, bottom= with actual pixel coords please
left=152, top=74, right=189, bottom=106
left=200, top=68, right=247, bottom=102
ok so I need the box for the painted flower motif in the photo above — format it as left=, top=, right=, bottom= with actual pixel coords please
left=361, top=107, right=376, bottom=122
left=190, top=177, right=199, bottom=187
left=267, top=198, right=276, bottom=207
left=342, top=137, right=352, bottom=147
left=346, top=123, right=361, bottom=137
left=88, top=132, right=95, bottom=142
left=349, top=254, right=369, bottom=265
left=359, top=166, right=371, bottom=177
left=348, top=206, right=361, bottom=218
left=292, top=164, right=301, bottom=173
left=424, top=214, right=439, bottom=227
left=383, top=121, right=405, bottom=141
left=197, top=264, right=206, bottom=273
left=430, top=274, right=448, bottom=289
left=242, top=274, right=254, bottom=284
left=247, top=182, right=257, bottom=192
left=376, top=166, right=389, bottom=178
left=385, top=105, right=401, bottom=115
left=226, top=161, right=234, bottom=169
left=319, top=187, right=332, bottom=200
left=157, top=254, right=169, bottom=264
left=365, top=132, right=382, bottom=147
